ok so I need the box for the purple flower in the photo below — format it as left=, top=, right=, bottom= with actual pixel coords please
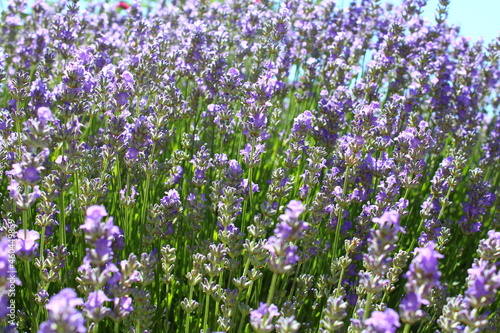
left=410, top=243, right=443, bottom=282
left=292, top=110, right=313, bottom=134
left=240, top=143, right=266, bottom=168
left=400, top=242, right=443, bottom=324
left=125, top=146, right=139, bottom=160
left=103, top=219, right=124, bottom=252
left=37, top=107, right=54, bottom=124
left=80, top=206, right=123, bottom=261
left=244, top=112, right=270, bottom=140
left=7, top=178, right=42, bottom=210
left=240, top=144, right=252, bottom=158
left=252, top=113, right=266, bottom=127
left=1, top=237, right=20, bottom=322
left=372, top=211, right=405, bottom=235
left=110, top=296, right=133, bottom=321
left=274, top=222, right=293, bottom=240
left=194, top=169, right=205, bottom=179
left=0, top=237, right=15, bottom=281
left=276, top=200, right=308, bottom=241
left=478, top=230, right=500, bottom=261
left=283, top=200, right=304, bottom=220
left=54, top=155, right=68, bottom=166
left=9, top=163, right=41, bottom=184
left=364, top=308, right=400, bottom=333
left=86, top=206, right=108, bottom=224
left=0, top=294, right=9, bottom=320
left=227, top=67, right=241, bottom=80
left=363, top=210, right=405, bottom=278
left=160, top=189, right=181, bottom=206
left=121, top=71, right=134, bottom=85
left=466, top=274, right=492, bottom=305
left=283, top=244, right=300, bottom=265
left=7, top=179, right=21, bottom=200
left=119, top=185, right=139, bottom=207
left=83, top=290, right=111, bottom=322
left=115, top=91, right=129, bottom=105
left=464, top=259, right=500, bottom=308
left=39, top=288, right=86, bottom=333
left=227, top=159, right=243, bottom=178
left=264, top=236, right=299, bottom=274
left=250, top=302, right=280, bottom=333
left=399, top=291, right=425, bottom=313
left=24, top=167, right=41, bottom=183
left=263, top=236, right=282, bottom=255
left=15, top=229, right=40, bottom=260
left=91, top=238, right=113, bottom=264
left=80, top=206, right=108, bottom=237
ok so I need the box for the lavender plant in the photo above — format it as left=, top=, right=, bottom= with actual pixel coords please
left=0, top=0, right=499, bottom=331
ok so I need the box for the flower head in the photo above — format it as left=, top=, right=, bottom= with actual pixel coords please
left=83, top=290, right=111, bottom=322
left=39, top=288, right=86, bottom=333
left=37, top=107, right=54, bottom=124
left=364, top=308, right=400, bottom=333
left=16, top=229, right=40, bottom=260
left=250, top=303, right=280, bottom=333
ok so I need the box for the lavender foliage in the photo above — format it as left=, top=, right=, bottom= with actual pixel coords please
left=0, top=0, right=499, bottom=331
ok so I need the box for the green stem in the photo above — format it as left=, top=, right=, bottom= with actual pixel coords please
left=245, top=278, right=255, bottom=304
left=14, top=89, right=25, bottom=157
left=403, top=323, right=412, bottom=333
left=22, top=208, right=37, bottom=327
left=287, top=263, right=302, bottom=302
left=245, top=137, right=257, bottom=231
left=363, top=292, right=373, bottom=320
left=140, top=144, right=157, bottom=250
left=248, top=167, right=253, bottom=214
left=332, top=166, right=351, bottom=258
left=185, top=285, right=194, bottom=333
left=203, top=278, right=213, bottom=333
left=241, top=199, right=248, bottom=233
left=39, top=226, right=46, bottom=262
left=242, top=256, right=251, bottom=279
left=136, top=319, right=141, bottom=333
left=266, top=273, right=278, bottom=306
left=381, top=292, right=388, bottom=305
left=253, top=277, right=263, bottom=307
left=59, top=191, right=66, bottom=246
left=74, top=170, right=83, bottom=224
left=214, top=273, right=223, bottom=326
left=408, top=194, right=436, bottom=251
left=165, top=284, right=170, bottom=328
left=237, top=315, right=247, bottom=333
left=139, top=173, right=149, bottom=238
left=123, top=172, right=132, bottom=253
left=96, top=159, right=109, bottom=203
left=335, top=265, right=346, bottom=298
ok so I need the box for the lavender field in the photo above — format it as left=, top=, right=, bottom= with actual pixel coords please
left=0, top=0, right=499, bottom=332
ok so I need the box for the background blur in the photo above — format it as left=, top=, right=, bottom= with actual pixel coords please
left=0, top=0, right=499, bottom=43
left=421, top=0, right=500, bottom=43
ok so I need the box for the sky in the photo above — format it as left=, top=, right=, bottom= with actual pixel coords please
left=414, top=0, right=500, bottom=43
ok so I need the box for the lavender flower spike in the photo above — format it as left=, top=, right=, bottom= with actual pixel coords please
left=250, top=302, right=280, bottom=333
left=363, top=308, right=400, bottom=333
left=38, top=288, right=86, bottom=333
left=80, top=205, right=109, bottom=240
left=275, top=200, right=309, bottom=241
left=82, top=290, right=111, bottom=323
left=399, top=242, right=443, bottom=325
left=15, top=229, right=40, bottom=261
